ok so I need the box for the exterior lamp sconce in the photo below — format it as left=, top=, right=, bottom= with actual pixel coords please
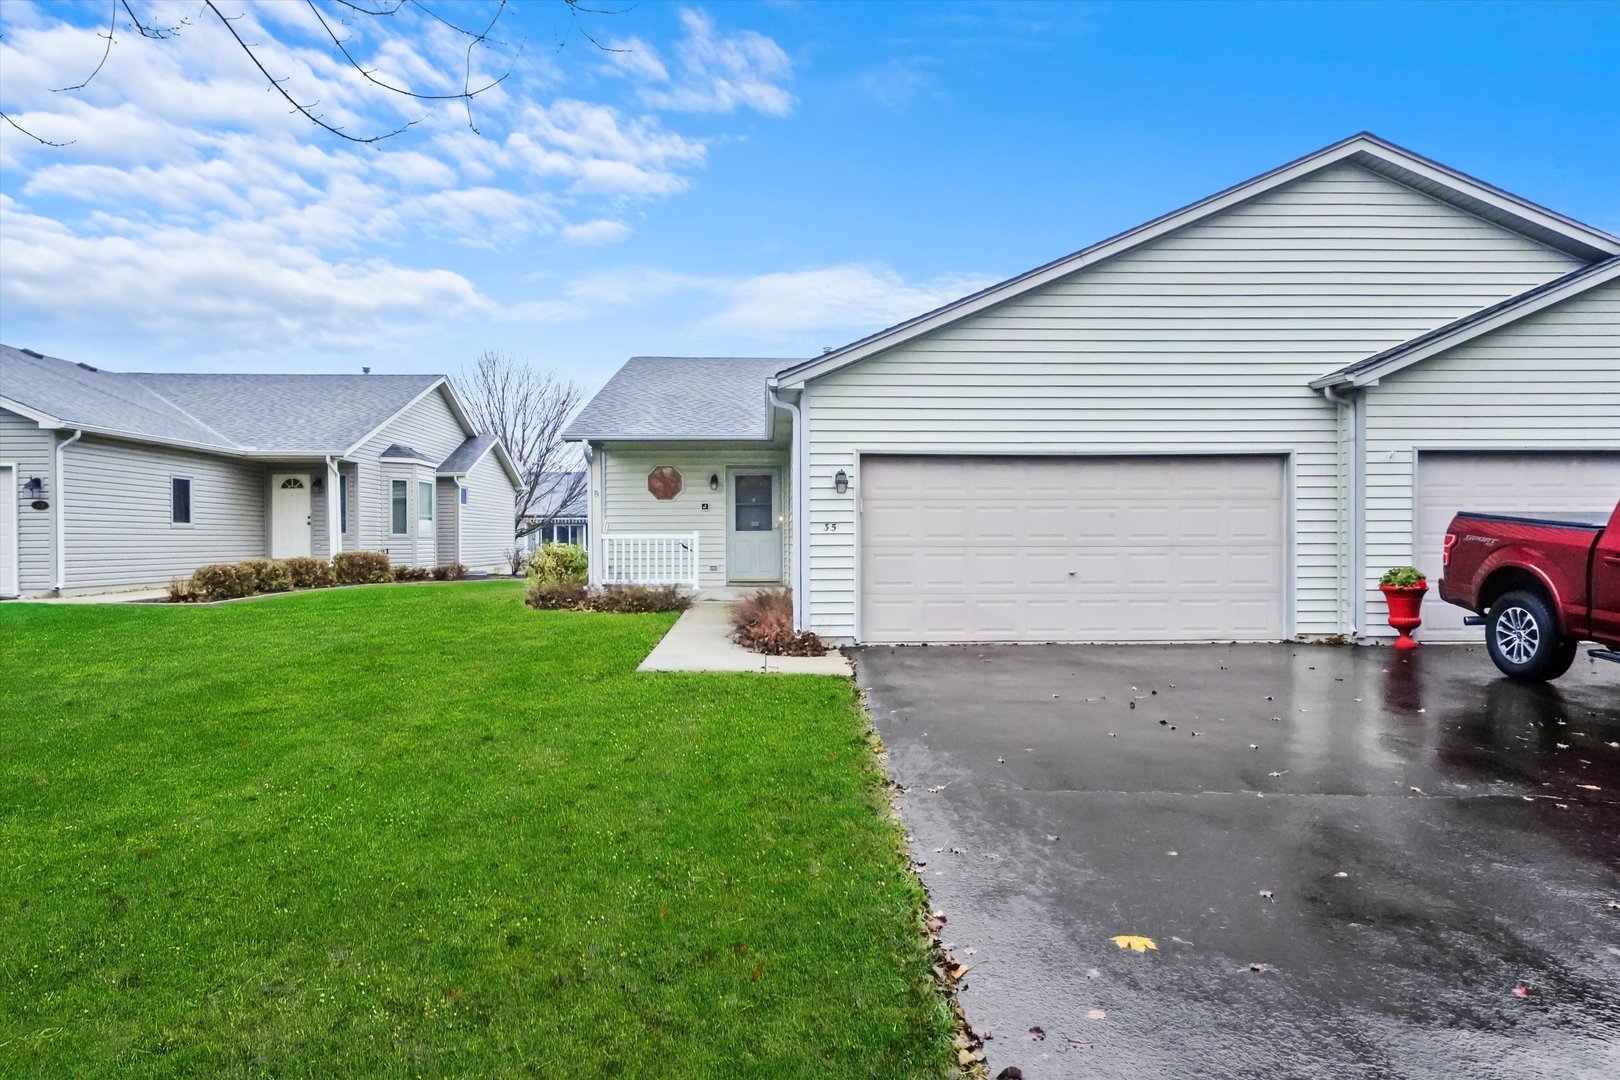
left=709, top=473, right=720, bottom=492
left=24, top=476, right=48, bottom=511
left=312, top=476, right=325, bottom=494
left=834, top=469, right=849, bottom=494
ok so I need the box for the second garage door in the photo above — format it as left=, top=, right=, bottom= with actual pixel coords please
left=1414, top=451, right=1620, bottom=641
left=859, top=455, right=1287, bottom=643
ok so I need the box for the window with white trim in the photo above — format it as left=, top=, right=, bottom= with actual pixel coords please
left=418, top=480, right=434, bottom=539
left=171, top=476, right=192, bottom=525
left=390, top=480, right=408, bottom=534
left=339, top=472, right=349, bottom=535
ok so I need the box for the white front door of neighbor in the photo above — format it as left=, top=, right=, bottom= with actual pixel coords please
left=0, top=464, right=17, bottom=596
left=727, top=469, right=782, bottom=583
left=270, top=473, right=313, bottom=558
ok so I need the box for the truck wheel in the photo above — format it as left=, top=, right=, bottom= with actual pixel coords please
left=1485, top=589, right=1578, bottom=682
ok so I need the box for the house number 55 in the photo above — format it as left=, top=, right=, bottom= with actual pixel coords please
left=822, top=522, right=838, bottom=532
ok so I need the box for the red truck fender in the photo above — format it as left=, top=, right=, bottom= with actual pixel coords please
left=1471, top=547, right=1567, bottom=618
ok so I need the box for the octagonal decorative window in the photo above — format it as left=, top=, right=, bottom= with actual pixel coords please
left=647, top=465, right=683, bottom=500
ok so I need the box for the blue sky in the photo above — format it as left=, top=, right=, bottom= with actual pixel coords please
left=1, top=0, right=1616, bottom=394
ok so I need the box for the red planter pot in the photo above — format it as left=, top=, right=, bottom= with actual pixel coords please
left=1380, top=582, right=1428, bottom=650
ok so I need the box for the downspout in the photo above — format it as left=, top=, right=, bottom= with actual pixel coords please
left=1320, top=383, right=1361, bottom=638
left=324, top=455, right=341, bottom=558
left=767, top=387, right=806, bottom=631
left=54, top=428, right=84, bottom=593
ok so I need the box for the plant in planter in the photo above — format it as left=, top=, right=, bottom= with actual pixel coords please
left=1378, top=566, right=1428, bottom=650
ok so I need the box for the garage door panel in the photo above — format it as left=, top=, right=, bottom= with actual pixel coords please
left=860, top=455, right=1286, bottom=642
left=1416, top=451, right=1620, bottom=641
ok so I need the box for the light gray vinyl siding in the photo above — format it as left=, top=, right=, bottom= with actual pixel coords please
left=457, top=452, right=518, bottom=573
left=1, top=408, right=56, bottom=594
left=801, top=162, right=1582, bottom=641
left=598, top=443, right=789, bottom=589
left=355, top=386, right=470, bottom=558
left=1361, top=277, right=1620, bottom=635
left=436, top=477, right=461, bottom=566
left=62, top=435, right=267, bottom=589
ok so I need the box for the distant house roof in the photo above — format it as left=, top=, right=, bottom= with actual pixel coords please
left=1311, top=254, right=1620, bottom=389
left=563, top=356, right=799, bottom=442
left=529, top=470, right=586, bottom=519
left=1, top=344, right=449, bottom=456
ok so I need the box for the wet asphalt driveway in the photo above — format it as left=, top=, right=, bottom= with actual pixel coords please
left=855, top=643, right=1620, bottom=1080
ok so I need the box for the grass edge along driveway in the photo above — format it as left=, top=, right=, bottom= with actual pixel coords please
left=0, top=582, right=955, bottom=1077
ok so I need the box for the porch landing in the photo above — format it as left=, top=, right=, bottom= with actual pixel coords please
left=638, top=603, right=851, bottom=675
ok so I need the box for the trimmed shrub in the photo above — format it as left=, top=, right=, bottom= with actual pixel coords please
left=166, top=578, right=200, bottom=603
left=333, top=550, right=392, bottom=585
left=284, top=556, right=335, bottom=590
left=523, top=583, right=689, bottom=613
left=190, top=562, right=256, bottom=602
left=730, top=588, right=826, bottom=656
left=239, top=559, right=293, bottom=594
left=1380, top=566, right=1427, bottom=588
left=525, top=542, right=589, bottom=585
left=582, top=585, right=690, bottom=614
left=392, top=565, right=432, bottom=582
left=431, top=563, right=469, bottom=581
left=525, top=581, right=588, bottom=610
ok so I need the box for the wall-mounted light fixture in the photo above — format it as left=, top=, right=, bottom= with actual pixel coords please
left=24, top=476, right=44, bottom=496
left=709, top=473, right=720, bottom=492
left=311, top=475, right=325, bottom=495
left=834, top=469, right=849, bottom=494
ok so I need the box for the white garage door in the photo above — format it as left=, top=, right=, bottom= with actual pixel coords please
left=860, top=455, right=1287, bottom=644
left=1416, top=451, right=1620, bottom=641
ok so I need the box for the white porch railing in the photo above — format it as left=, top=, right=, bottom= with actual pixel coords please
left=600, top=532, right=701, bottom=589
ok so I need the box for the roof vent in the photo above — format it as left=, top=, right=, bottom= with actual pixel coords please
left=20, top=347, right=44, bottom=358
left=77, top=362, right=99, bottom=372
left=821, top=346, right=832, bottom=354
left=362, top=366, right=371, bottom=374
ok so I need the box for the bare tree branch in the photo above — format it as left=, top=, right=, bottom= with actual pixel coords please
left=0, top=109, right=74, bottom=146
left=202, top=0, right=417, bottom=144
left=50, top=1, right=118, bottom=92
left=452, top=350, right=585, bottom=537
left=304, top=0, right=510, bottom=103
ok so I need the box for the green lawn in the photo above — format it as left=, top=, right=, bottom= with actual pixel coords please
left=0, top=583, right=952, bottom=1077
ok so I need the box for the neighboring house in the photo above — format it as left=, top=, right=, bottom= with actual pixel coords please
left=522, top=471, right=589, bottom=550
left=564, top=133, right=1620, bottom=646
left=0, top=346, right=523, bottom=597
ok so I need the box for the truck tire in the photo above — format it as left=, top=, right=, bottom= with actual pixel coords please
left=1485, top=589, right=1578, bottom=682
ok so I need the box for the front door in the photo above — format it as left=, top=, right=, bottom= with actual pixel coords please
left=727, top=469, right=781, bottom=583
left=270, top=474, right=313, bottom=558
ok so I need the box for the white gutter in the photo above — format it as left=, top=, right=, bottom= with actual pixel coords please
left=54, top=428, right=83, bottom=593
left=767, top=388, right=807, bottom=631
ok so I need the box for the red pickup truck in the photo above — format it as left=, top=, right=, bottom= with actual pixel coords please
left=1439, top=498, right=1620, bottom=680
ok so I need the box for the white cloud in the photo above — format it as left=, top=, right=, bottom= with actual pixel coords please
left=0, top=1, right=795, bottom=358
left=561, top=219, right=633, bottom=246
left=702, top=264, right=992, bottom=335
left=608, top=8, right=794, bottom=117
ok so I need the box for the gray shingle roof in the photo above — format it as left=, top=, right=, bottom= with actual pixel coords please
left=1, top=344, right=444, bottom=454
left=381, top=443, right=438, bottom=463
left=564, top=356, right=799, bottom=441
left=437, top=432, right=500, bottom=473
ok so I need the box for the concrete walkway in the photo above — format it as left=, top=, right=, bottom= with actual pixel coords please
left=638, top=602, right=851, bottom=675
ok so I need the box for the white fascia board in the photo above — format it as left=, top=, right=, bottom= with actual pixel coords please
left=777, top=133, right=1619, bottom=390
left=0, top=395, right=64, bottom=427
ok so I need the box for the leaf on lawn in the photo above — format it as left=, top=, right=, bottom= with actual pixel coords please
left=1086, top=1008, right=1107, bottom=1020
left=750, top=962, right=763, bottom=982
left=1111, top=934, right=1157, bottom=952
left=1028, top=1026, right=1046, bottom=1041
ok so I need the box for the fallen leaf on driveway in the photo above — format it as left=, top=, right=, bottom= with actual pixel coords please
left=1086, top=1008, right=1107, bottom=1020
left=1086, top=967, right=1100, bottom=978
left=1260, top=890, right=1274, bottom=901
left=1066, top=1038, right=1092, bottom=1050
left=1028, top=1026, right=1046, bottom=1041
left=1248, top=962, right=1273, bottom=973
left=995, top=1068, right=1024, bottom=1080
left=1410, top=786, right=1425, bottom=795
left=926, top=784, right=948, bottom=793
left=1334, top=871, right=1349, bottom=878
left=1269, top=770, right=1288, bottom=777
left=1577, top=784, right=1601, bottom=791
left=1046, top=834, right=1059, bottom=841
left=1111, top=935, right=1157, bottom=952
left=1513, top=984, right=1530, bottom=998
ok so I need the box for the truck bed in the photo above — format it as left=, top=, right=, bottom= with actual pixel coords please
left=1453, top=510, right=1610, bottom=530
